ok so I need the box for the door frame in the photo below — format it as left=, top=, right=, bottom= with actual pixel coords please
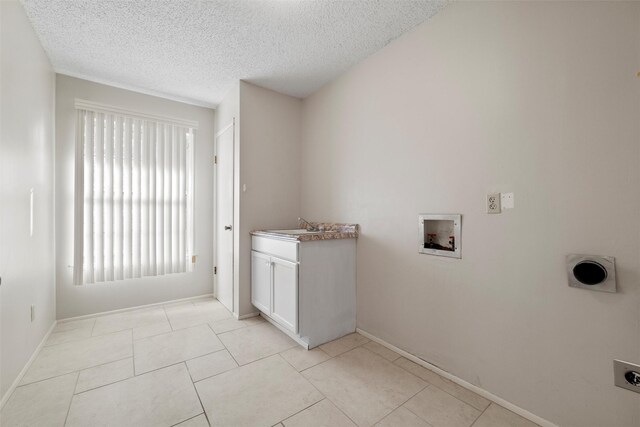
left=213, top=119, right=235, bottom=312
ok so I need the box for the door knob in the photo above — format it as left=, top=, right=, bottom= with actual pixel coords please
left=224, top=225, right=232, bottom=230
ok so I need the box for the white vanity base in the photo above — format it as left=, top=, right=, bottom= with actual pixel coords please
left=251, top=235, right=356, bottom=349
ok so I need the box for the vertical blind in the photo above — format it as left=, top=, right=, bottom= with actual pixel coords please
left=74, top=101, right=196, bottom=285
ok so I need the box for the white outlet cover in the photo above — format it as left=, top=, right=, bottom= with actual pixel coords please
left=487, top=193, right=501, bottom=214
left=501, top=192, right=514, bottom=209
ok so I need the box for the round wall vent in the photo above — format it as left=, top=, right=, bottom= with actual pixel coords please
left=566, top=254, right=616, bottom=293
left=573, top=261, right=607, bottom=285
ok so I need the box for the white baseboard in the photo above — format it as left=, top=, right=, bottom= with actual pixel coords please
left=57, top=293, right=214, bottom=323
left=356, top=328, right=556, bottom=427
left=236, top=311, right=260, bottom=320
left=0, top=321, right=57, bottom=411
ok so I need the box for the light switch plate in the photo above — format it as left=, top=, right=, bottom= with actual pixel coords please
left=487, top=193, right=501, bottom=214
left=501, top=192, right=514, bottom=209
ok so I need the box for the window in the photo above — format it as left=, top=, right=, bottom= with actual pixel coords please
left=73, top=100, right=196, bottom=285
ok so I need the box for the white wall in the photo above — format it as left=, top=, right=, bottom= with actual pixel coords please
left=213, top=83, right=241, bottom=315
left=212, top=81, right=301, bottom=317
left=300, top=2, right=640, bottom=426
left=55, top=75, right=216, bottom=319
left=0, top=1, right=56, bottom=401
left=237, top=81, right=302, bottom=316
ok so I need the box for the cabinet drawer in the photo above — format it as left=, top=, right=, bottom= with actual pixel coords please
left=252, top=236, right=299, bottom=262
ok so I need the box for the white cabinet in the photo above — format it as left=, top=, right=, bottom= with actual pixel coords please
left=250, top=251, right=272, bottom=315
left=250, top=250, right=299, bottom=333
left=271, top=257, right=298, bottom=333
left=251, top=235, right=356, bottom=349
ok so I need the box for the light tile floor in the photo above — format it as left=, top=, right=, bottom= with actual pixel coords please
left=0, top=297, right=540, bottom=427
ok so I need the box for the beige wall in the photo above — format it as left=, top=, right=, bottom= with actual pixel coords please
left=186, top=80, right=302, bottom=318
left=0, top=1, right=56, bottom=400
left=55, top=75, right=216, bottom=319
left=237, top=81, right=302, bottom=316
left=300, top=2, right=640, bottom=426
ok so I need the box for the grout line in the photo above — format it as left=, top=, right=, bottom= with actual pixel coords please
left=325, top=399, right=357, bottom=427
left=207, top=320, right=248, bottom=335
left=182, top=350, right=240, bottom=384
left=170, top=412, right=206, bottom=427
left=13, top=370, right=78, bottom=389
left=277, top=397, right=326, bottom=426
left=62, top=372, right=81, bottom=427
left=191, top=349, right=295, bottom=386
left=185, top=366, right=237, bottom=384
left=233, top=342, right=298, bottom=368
left=206, top=322, right=218, bottom=336
left=73, top=360, right=186, bottom=397
left=317, top=333, right=370, bottom=358
left=130, top=357, right=135, bottom=381
left=71, top=356, right=133, bottom=394
left=187, top=361, right=212, bottom=427
left=469, top=403, right=492, bottom=427
left=15, top=344, right=131, bottom=390
left=278, top=346, right=333, bottom=374
left=384, top=383, right=431, bottom=424
left=208, top=325, right=353, bottom=374
left=45, top=332, right=93, bottom=348
left=215, top=319, right=264, bottom=338
left=171, top=412, right=209, bottom=427
left=130, top=334, right=239, bottom=381
left=392, top=356, right=492, bottom=413
left=213, top=326, right=243, bottom=368
left=297, top=345, right=422, bottom=427
left=131, top=327, right=136, bottom=375
left=162, top=305, right=176, bottom=332
left=315, top=346, right=331, bottom=358
left=37, top=327, right=134, bottom=352
left=270, top=354, right=350, bottom=425
left=216, top=347, right=241, bottom=370
left=131, top=360, right=188, bottom=379
left=358, top=328, right=550, bottom=427
left=184, top=347, right=229, bottom=365
left=131, top=324, right=173, bottom=342
left=90, top=318, right=97, bottom=336
left=185, top=360, right=197, bottom=383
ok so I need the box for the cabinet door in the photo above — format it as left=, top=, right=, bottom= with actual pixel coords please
left=251, top=251, right=271, bottom=315
left=271, top=256, right=298, bottom=333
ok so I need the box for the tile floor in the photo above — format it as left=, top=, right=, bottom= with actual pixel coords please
left=0, top=297, right=540, bottom=427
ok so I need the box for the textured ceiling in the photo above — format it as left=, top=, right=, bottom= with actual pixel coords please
left=21, top=0, right=447, bottom=107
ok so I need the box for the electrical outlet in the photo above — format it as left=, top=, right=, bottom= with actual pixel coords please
left=614, top=360, right=640, bottom=394
left=30, top=305, right=35, bottom=322
left=487, top=193, right=501, bottom=214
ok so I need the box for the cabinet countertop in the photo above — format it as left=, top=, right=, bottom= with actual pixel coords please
left=251, top=222, right=359, bottom=242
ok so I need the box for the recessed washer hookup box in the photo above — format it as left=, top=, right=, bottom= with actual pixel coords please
left=418, top=214, right=461, bottom=259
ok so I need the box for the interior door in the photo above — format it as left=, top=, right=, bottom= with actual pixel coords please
left=271, top=256, right=298, bottom=333
left=215, top=121, right=234, bottom=312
